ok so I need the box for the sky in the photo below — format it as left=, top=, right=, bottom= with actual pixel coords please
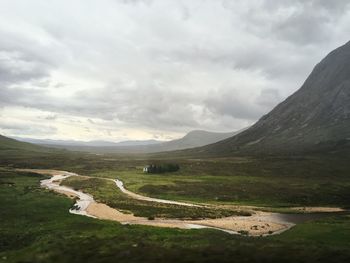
left=0, top=0, right=350, bottom=142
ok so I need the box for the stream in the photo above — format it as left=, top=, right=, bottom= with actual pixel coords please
left=37, top=170, right=348, bottom=236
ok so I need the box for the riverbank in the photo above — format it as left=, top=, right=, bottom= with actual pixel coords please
left=19, top=169, right=345, bottom=236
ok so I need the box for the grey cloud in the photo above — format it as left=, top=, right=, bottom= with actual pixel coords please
left=0, top=86, right=50, bottom=108
left=0, top=122, right=57, bottom=136
left=0, top=28, right=60, bottom=108
left=0, top=0, right=349, bottom=139
left=273, top=9, right=331, bottom=46
left=0, top=27, right=60, bottom=80
left=205, top=88, right=264, bottom=121
left=0, top=85, right=111, bottom=120
left=0, top=82, right=201, bottom=131
left=263, top=0, right=350, bottom=15
left=229, top=0, right=350, bottom=47
left=0, top=50, right=50, bottom=85
left=44, top=114, right=58, bottom=120
left=255, top=88, right=282, bottom=108
left=77, top=84, right=202, bottom=129
left=159, top=41, right=315, bottom=86
left=121, top=0, right=153, bottom=5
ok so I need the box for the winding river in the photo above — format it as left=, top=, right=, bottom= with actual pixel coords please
left=27, top=169, right=347, bottom=237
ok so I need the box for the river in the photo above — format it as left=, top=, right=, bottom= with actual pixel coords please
left=33, top=169, right=348, bottom=236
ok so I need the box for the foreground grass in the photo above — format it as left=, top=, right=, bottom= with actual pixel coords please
left=62, top=176, right=247, bottom=219
left=1, top=169, right=350, bottom=263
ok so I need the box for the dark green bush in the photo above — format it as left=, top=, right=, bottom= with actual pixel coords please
left=146, top=164, right=180, bottom=174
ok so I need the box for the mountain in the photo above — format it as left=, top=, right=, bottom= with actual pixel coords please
left=114, top=129, right=242, bottom=153
left=104, top=140, right=162, bottom=147
left=29, top=130, right=242, bottom=154
left=185, top=41, right=350, bottom=156
left=11, top=137, right=163, bottom=147
left=151, top=130, right=242, bottom=152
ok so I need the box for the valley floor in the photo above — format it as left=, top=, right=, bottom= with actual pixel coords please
left=1, top=151, right=350, bottom=262
left=29, top=169, right=298, bottom=236
left=1, top=169, right=350, bottom=263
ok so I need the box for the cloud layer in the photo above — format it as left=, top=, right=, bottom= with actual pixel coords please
left=0, top=0, right=349, bottom=141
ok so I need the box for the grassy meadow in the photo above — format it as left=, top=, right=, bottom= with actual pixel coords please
left=1, top=169, right=350, bottom=263
left=1, top=146, right=350, bottom=262
left=70, top=155, right=350, bottom=208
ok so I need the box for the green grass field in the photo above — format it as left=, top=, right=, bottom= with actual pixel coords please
left=82, top=156, right=350, bottom=208
left=1, top=169, right=350, bottom=263
left=1, top=146, right=350, bottom=208
left=1, top=144, right=350, bottom=262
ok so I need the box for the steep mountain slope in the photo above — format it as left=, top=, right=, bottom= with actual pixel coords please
left=187, top=41, right=350, bottom=156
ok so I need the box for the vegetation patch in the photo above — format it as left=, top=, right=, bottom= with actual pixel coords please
left=61, top=176, right=246, bottom=219
left=144, top=163, right=180, bottom=174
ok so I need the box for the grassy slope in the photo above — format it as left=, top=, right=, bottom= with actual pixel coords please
left=0, top=135, right=49, bottom=152
left=1, top=169, right=350, bottom=263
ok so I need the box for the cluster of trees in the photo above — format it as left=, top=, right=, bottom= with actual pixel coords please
left=146, top=163, right=180, bottom=174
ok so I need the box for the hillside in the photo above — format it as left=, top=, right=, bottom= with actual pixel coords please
left=0, top=134, right=47, bottom=152
left=183, top=41, right=350, bottom=156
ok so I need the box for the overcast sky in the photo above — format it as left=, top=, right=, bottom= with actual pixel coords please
left=0, top=0, right=349, bottom=142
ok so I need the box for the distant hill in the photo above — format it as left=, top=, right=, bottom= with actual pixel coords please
left=151, top=130, right=242, bottom=152
left=109, top=140, right=162, bottom=147
left=12, top=137, right=163, bottom=147
left=27, top=130, right=243, bottom=154
left=185, top=41, right=350, bottom=156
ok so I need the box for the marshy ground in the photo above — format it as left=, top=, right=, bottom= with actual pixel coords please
left=1, top=151, right=350, bottom=262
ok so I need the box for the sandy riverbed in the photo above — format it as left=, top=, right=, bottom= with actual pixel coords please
left=85, top=201, right=289, bottom=236
left=17, top=169, right=342, bottom=236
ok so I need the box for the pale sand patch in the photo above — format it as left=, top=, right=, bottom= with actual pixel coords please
left=86, top=202, right=289, bottom=236
left=187, top=216, right=289, bottom=236
left=86, top=202, right=191, bottom=229
left=290, top=207, right=345, bottom=213
left=87, top=202, right=141, bottom=222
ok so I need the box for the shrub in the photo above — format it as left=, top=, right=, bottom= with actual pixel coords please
left=146, top=163, right=180, bottom=174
